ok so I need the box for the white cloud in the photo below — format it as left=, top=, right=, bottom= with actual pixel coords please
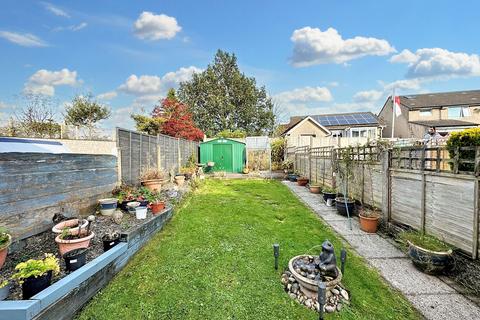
left=42, top=2, right=70, bottom=18
left=390, top=48, right=480, bottom=79
left=0, top=31, right=47, bottom=47
left=133, top=12, right=181, bottom=40
left=290, top=27, right=395, bottom=67
left=275, top=86, right=333, bottom=103
left=353, top=90, right=383, bottom=103
left=382, top=78, right=422, bottom=91
left=53, top=22, right=88, bottom=32
left=97, top=91, right=117, bottom=100
left=118, top=66, right=201, bottom=97
left=24, top=68, right=80, bottom=96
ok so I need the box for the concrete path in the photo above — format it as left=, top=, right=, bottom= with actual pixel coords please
left=283, top=181, right=480, bottom=320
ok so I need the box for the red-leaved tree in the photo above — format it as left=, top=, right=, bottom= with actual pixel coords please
left=152, top=98, right=204, bottom=141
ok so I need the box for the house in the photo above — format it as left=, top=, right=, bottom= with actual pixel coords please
left=378, top=90, right=480, bottom=138
left=282, top=112, right=381, bottom=147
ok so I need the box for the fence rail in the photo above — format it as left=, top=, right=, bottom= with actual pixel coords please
left=116, top=128, right=198, bottom=185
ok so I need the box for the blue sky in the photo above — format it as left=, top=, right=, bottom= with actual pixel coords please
left=1, top=0, right=480, bottom=129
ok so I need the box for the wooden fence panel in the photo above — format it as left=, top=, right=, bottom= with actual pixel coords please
left=390, top=170, right=423, bottom=229
left=0, top=153, right=117, bottom=241
left=424, top=174, right=475, bottom=253
left=116, top=128, right=199, bottom=185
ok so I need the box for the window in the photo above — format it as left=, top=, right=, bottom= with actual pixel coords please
left=448, top=106, right=470, bottom=118
left=419, top=109, right=432, bottom=116
left=349, top=128, right=377, bottom=138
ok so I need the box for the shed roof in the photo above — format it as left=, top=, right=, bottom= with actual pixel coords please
left=200, top=137, right=246, bottom=145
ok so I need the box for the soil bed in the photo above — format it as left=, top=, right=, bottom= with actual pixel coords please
left=0, top=182, right=186, bottom=300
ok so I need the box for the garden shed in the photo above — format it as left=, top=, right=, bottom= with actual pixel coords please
left=200, top=138, right=245, bottom=173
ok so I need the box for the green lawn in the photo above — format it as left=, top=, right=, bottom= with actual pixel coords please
left=78, top=179, right=420, bottom=320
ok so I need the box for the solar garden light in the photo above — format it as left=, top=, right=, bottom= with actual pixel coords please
left=273, top=243, right=279, bottom=270
left=318, top=282, right=326, bottom=320
left=341, top=248, right=347, bottom=275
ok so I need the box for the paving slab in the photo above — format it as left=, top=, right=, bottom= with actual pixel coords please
left=282, top=180, right=480, bottom=320
left=368, top=258, right=455, bottom=295
left=405, top=293, right=480, bottom=320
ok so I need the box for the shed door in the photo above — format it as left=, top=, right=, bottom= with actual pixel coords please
left=213, top=144, right=233, bottom=172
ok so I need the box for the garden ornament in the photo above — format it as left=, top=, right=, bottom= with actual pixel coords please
left=318, top=240, right=338, bottom=278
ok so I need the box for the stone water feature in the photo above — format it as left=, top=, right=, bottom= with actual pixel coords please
left=281, top=241, right=350, bottom=313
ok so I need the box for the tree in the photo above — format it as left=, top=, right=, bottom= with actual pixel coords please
left=216, top=129, right=247, bottom=138
left=131, top=94, right=204, bottom=141
left=64, top=94, right=111, bottom=129
left=177, top=50, right=275, bottom=136
left=15, top=94, right=61, bottom=138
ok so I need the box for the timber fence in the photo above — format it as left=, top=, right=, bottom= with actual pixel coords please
left=289, top=144, right=480, bottom=259
left=116, top=128, right=198, bottom=185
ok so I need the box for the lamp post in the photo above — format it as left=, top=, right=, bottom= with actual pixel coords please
left=273, top=243, right=279, bottom=270
left=318, top=282, right=326, bottom=320
left=340, top=248, right=347, bottom=275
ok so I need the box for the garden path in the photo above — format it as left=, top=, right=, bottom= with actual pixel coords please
left=283, top=181, right=480, bottom=320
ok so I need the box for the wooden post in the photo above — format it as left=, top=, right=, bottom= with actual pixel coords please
left=384, top=150, right=392, bottom=223
left=420, top=147, right=426, bottom=233
left=139, top=134, right=142, bottom=180
left=156, top=134, right=161, bottom=171
left=475, top=146, right=480, bottom=176
left=129, top=131, right=132, bottom=185
left=177, top=138, right=181, bottom=170
left=436, top=146, right=441, bottom=173
left=117, top=149, right=122, bottom=185
left=453, top=146, right=460, bottom=174
left=473, top=178, right=479, bottom=259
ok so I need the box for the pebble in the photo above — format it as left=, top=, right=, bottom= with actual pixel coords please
left=325, top=305, right=335, bottom=313
left=289, top=293, right=296, bottom=299
left=326, top=290, right=332, bottom=298
left=292, top=283, right=299, bottom=294
left=287, top=284, right=292, bottom=291
left=340, top=289, right=349, bottom=301
left=288, top=277, right=295, bottom=282
left=331, top=288, right=340, bottom=295
left=307, top=274, right=316, bottom=280
left=305, top=299, right=312, bottom=308
left=336, top=303, right=342, bottom=311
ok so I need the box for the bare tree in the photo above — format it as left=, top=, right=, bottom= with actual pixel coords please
left=15, top=94, right=60, bottom=138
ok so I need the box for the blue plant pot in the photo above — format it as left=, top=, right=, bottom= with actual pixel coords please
left=99, top=198, right=118, bottom=216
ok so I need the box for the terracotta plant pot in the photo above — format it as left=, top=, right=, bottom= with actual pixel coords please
left=174, top=175, right=185, bottom=186
left=297, top=177, right=309, bottom=186
left=150, top=202, right=165, bottom=215
left=0, top=234, right=12, bottom=270
left=52, top=218, right=88, bottom=234
left=309, top=185, right=321, bottom=194
left=359, top=214, right=380, bottom=233
left=142, top=179, right=165, bottom=192
left=55, top=230, right=95, bottom=256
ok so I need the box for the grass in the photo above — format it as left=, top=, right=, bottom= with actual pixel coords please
left=78, top=179, right=420, bottom=320
left=400, top=230, right=452, bottom=252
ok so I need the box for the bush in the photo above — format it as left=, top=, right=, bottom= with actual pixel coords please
left=12, top=254, right=60, bottom=283
left=446, top=128, right=480, bottom=172
left=271, top=137, right=285, bottom=170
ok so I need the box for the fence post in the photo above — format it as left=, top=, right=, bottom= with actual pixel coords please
left=473, top=178, right=479, bottom=259
left=156, top=134, right=161, bottom=171
left=453, top=146, right=460, bottom=174
left=177, top=138, right=181, bottom=170
left=383, top=149, right=391, bottom=223
left=129, top=131, right=132, bottom=185
left=475, top=146, right=480, bottom=176
left=420, top=147, right=426, bottom=233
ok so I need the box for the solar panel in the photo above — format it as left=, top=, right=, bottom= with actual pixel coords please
left=313, top=113, right=378, bottom=127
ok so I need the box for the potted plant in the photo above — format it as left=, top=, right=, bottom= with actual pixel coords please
left=141, top=168, right=166, bottom=192
left=63, top=248, right=87, bottom=271
left=322, top=186, right=337, bottom=203
left=52, top=218, right=89, bottom=234
left=297, top=176, right=309, bottom=186
left=335, top=197, right=355, bottom=216
left=127, top=202, right=147, bottom=220
left=0, top=278, right=10, bottom=300
left=179, top=166, right=195, bottom=180
left=98, top=198, right=118, bottom=216
left=102, top=231, right=120, bottom=252
left=358, top=208, right=381, bottom=233
left=0, top=227, right=11, bottom=270
left=309, top=184, right=322, bottom=194
left=174, top=174, right=185, bottom=186
left=146, top=192, right=166, bottom=215
left=12, top=253, right=60, bottom=299
left=400, top=230, right=453, bottom=274
left=55, top=227, right=95, bottom=256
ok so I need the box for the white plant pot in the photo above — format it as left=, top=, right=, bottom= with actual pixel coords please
left=99, top=198, right=118, bottom=216
left=135, top=207, right=147, bottom=220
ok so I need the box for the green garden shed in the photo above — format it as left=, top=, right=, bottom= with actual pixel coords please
left=200, top=138, right=246, bottom=173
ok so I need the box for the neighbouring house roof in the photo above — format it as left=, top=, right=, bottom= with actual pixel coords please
left=281, top=116, right=331, bottom=136
left=282, top=112, right=379, bottom=135
left=398, top=89, right=480, bottom=109
left=409, top=119, right=479, bottom=128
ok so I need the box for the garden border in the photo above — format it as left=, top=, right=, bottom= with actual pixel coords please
left=0, top=207, right=174, bottom=320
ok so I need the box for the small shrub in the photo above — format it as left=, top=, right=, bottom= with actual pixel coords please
left=0, top=227, right=10, bottom=248
left=446, top=128, right=480, bottom=172
left=399, top=230, right=451, bottom=252
left=12, top=254, right=60, bottom=283
left=140, top=168, right=165, bottom=181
